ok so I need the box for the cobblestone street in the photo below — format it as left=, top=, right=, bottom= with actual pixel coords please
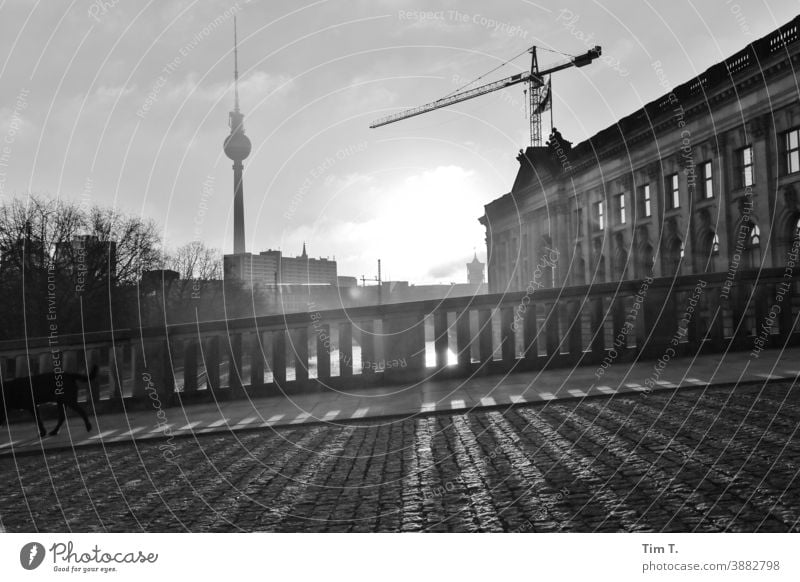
left=1, top=381, right=798, bottom=533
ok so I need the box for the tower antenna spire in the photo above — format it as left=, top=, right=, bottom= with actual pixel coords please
left=234, top=15, right=240, bottom=113
left=224, top=17, right=251, bottom=256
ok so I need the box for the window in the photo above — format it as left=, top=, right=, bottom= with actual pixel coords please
left=666, top=173, right=680, bottom=209
left=701, top=161, right=713, bottom=199
left=747, top=224, right=762, bottom=268
left=786, top=128, right=800, bottom=174
left=712, top=233, right=720, bottom=255
left=616, top=194, right=626, bottom=224
left=739, top=146, right=754, bottom=187
left=595, top=201, right=604, bottom=231
left=640, top=184, right=651, bottom=217
left=750, top=225, right=760, bottom=247
left=575, top=208, right=583, bottom=236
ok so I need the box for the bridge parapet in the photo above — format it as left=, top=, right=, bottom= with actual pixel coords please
left=1, top=269, right=796, bottom=412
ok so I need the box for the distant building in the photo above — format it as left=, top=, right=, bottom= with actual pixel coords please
left=467, top=252, right=485, bottom=284
left=224, top=252, right=279, bottom=286
left=481, top=17, right=800, bottom=292
left=337, top=276, right=358, bottom=288
left=224, top=243, right=337, bottom=287
left=277, top=243, right=337, bottom=285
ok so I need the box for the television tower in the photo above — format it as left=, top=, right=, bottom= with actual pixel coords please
left=223, top=16, right=251, bottom=255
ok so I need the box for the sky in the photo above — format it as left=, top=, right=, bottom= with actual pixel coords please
left=0, top=0, right=797, bottom=284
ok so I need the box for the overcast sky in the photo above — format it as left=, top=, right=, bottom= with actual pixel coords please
left=0, top=0, right=797, bottom=283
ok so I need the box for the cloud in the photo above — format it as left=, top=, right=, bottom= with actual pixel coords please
left=0, top=106, right=34, bottom=138
left=239, top=70, right=294, bottom=103
left=94, top=84, right=137, bottom=101
left=161, top=70, right=293, bottom=106
left=427, top=255, right=473, bottom=280
left=322, top=172, right=373, bottom=190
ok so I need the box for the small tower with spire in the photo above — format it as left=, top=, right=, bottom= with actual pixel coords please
left=223, top=16, right=251, bottom=255
left=467, top=250, right=485, bottom=284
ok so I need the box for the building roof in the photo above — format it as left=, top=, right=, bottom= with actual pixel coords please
left=573, top=15, right=798, bottom=165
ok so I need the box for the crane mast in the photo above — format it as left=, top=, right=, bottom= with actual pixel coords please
left=370, top=45, right=601, bottom=146
left=529, top=47, right=543, bottom=147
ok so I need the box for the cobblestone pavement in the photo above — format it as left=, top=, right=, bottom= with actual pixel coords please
left=1, top=381, right=798, bottom=532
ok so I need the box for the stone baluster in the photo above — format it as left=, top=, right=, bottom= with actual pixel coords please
left=272, top=329, right=286, bottom=386
left=108, top=345, right=125, bottom=401
left=183, top=339, right=199, bottom=394
left=250, top=332, right=265, bottom=390
left=433, top=312, right=449, bottom=373
left=338, top=322, right=353, bottom=378
left=524, top=303, right=539, bottom=362
left=567, top=300, right=583, bottom=357
left=360, top=320, right=376, bottom=377
left=456, top=308, right=471, bottom=374
left=478, top=309, right=494, bottom=365
left=316, top=324, right=331, bottom=381
left=500, top=306, right=516, bottom=365
left=293, top=327, right=310, bottom=383
left=590, top=297, right=606, bottom=361
left=205, top=335, right=221, bottom=393
left=545, top=302, right=560, bottom=357
left=227, top=333, right=243, bottom=397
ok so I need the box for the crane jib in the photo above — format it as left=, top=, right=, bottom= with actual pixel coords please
left=369, top=46, right=599, bottom=129
left=369, top=72, right=537, bottom=128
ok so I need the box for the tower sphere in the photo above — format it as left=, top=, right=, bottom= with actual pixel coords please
left=224, top=130, right=251, bottom=161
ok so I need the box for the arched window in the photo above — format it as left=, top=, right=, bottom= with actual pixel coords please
left=746, top=223, right=762, bottom=268
left=712, top=234, right=720, bottom=255
left=750, top=225, right=761, bottom=247
left=680, top=241, right=685, bottom=258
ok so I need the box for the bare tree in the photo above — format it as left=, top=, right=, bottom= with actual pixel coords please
left=0, top=195, right=163, bottom=339
left=85, top=205, right=162, bottom=285
left=165, top=241, right=222, bottom=280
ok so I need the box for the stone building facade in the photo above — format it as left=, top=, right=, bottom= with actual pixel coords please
left=480, top=17, right=800, bottom=294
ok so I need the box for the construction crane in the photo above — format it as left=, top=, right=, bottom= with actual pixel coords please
left=370, top=46, right=601, bottom=146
